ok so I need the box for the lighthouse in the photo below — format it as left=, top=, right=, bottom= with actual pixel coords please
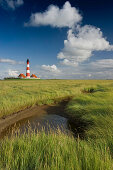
left=18, top=59, right=40, bottom=79
left=26, top=59, right=30, bottom=78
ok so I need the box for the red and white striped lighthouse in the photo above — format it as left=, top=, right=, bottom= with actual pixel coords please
left=26, top=59, right=30, bottom=78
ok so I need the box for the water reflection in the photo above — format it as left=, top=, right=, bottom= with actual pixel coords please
left=0, top=114, right=73, bottom=139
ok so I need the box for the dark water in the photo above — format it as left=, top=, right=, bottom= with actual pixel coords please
left=0, top=100, right=89, bottom=139
left=0, top=113, right=73, bottom=139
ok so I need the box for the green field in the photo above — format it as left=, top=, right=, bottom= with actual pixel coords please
left=0, top=79, right=111, bottom=117
left=0, top=80, right=113, bottom=169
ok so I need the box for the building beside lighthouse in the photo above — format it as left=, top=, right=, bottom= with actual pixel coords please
left=18, top=59, right=40, bottom=79
left=18, top=73, right=26, bottom=79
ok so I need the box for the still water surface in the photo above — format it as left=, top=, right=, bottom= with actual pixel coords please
left=0, top=112, right=73, bottom=139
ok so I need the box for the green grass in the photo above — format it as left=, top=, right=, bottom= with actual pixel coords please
left=0, top=79, right=112, bottom=118
left=0, top=79, right=82, bottom=117
left=0, top=130, right=112, bottom=170
left=0, top=80, right=113, bottom=169
left=66, top=85, right=113, bottom=157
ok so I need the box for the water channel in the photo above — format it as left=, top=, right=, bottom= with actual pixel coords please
left=0, top=101, right=77, bottom=139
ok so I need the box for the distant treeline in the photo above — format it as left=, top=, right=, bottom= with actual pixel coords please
left=4, top=77, right=19, bottom=80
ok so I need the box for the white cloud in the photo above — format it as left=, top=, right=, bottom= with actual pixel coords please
left=0, top=58, right=24, bottom=64
left=8, top=69, right=19, bottom=77
left=91, top=59, right=113, bottom=68
left=42, top=64, right=61, bottom=73
left=57, top=25, right=113, bottom=66
left=61, top=59, right=78, bottom=67
left=34, top=59, right=113, bottom=79
left=16, top=0, right=23, bottom=5
left=25, top=1, right=82, bottom=28
left=1, top=0, right=24, bottom=10
left=88, top=74, right=92, bottom=77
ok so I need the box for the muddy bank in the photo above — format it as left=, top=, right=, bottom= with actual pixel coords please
left=0, top=105, right=48, bottom=134
left=0, top=100, right=71, bottom=138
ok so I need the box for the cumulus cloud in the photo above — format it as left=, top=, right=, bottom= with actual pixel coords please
left=25, top=1, right=82, bottom=28
left=57, top=25, right=113, bottom=66
left=0, top=58, right=24, bottom=64
left=24, top=0, right=113, bottom=74
left=0, top=0, right=24, bottom=10
left=42, top=64, right=61, bottom=73
left=8, top=69, right=19, bottom=77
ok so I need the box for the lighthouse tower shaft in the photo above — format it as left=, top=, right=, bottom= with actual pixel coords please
left=26, top=59, right=30, bottom=78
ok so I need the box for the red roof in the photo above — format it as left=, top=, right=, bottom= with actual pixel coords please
left=18, top=74, right=26, bottom=78
left=31, top=74, right=37, bottom=78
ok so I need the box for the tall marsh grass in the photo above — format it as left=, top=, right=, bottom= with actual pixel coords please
left=0, top=80, right=113, bottom=169
left=66, top=85, right=113, bottom=158
left=0, top=130, right=112, bottom=170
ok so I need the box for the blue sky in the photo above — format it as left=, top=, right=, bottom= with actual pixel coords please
left=0, top=0, right=113, bottom=79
